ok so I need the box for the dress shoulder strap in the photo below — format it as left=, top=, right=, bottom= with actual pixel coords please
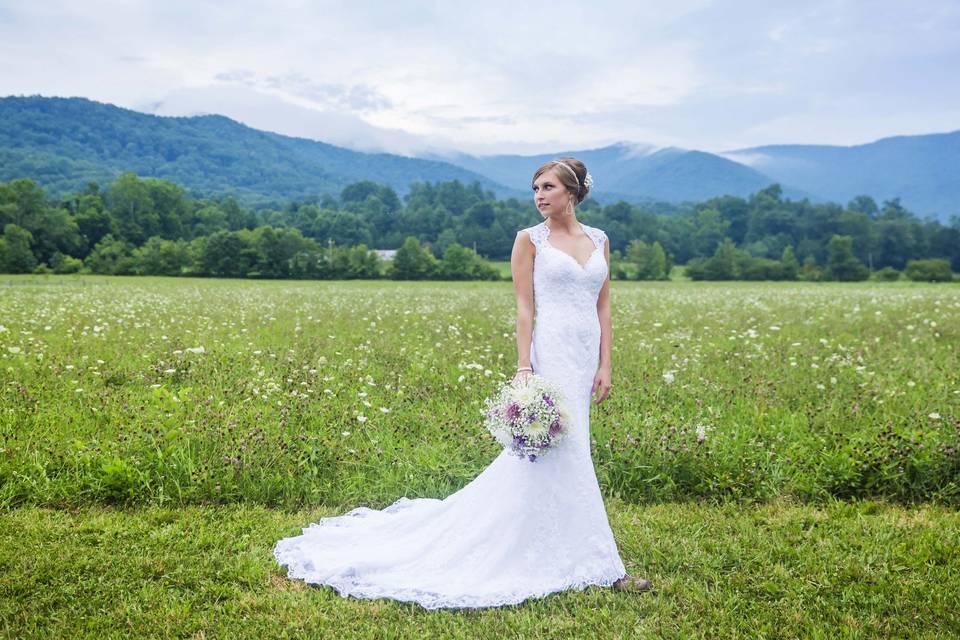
left=523, top=222, right=549, bottom=250
left=581, top=224, right=608, bottom=250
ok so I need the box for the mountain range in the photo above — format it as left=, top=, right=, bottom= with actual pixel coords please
left=1, top=95, right=957, bottom=221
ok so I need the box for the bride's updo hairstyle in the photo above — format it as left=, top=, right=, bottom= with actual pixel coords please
left=532, top=156, right=591, bottom=205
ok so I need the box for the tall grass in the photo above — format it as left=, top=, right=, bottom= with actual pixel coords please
left=1, top=276, right=957, bottom=509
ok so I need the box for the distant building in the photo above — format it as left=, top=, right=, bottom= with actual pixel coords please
left=375, top=249, right=397, bottom=261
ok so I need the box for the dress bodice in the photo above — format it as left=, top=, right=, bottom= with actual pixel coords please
left=523, top=220, right=608, bottom=315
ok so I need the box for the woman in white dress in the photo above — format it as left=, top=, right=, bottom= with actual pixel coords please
left=273, top=157, right=652, bottom=608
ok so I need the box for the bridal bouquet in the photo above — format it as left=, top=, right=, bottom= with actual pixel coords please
left=482, top=373, right=570, bottom=462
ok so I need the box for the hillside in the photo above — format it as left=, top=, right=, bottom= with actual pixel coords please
left=0, top=95, right=514, bottom=205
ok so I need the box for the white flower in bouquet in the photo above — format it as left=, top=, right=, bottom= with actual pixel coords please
left=510, top=385, right=536, bottom=406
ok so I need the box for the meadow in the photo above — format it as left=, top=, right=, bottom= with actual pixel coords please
left=1, top=275, right=958, bottom=638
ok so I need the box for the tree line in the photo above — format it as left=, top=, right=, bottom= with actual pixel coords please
left=1, top=173, right=957, bottom=281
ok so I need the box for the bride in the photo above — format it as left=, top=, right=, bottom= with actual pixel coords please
left=273, top=157, right=652, bottom=608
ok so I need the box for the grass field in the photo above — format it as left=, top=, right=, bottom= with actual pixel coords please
left=1, top=275, right=958, bottom=638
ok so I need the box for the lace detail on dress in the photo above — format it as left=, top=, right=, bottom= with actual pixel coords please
left=274, top=220, right=625, bottom=610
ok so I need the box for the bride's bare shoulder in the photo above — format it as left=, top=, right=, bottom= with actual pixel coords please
left=513, top=229, right=535, bottom=254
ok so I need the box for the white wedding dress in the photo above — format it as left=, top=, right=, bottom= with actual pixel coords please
left=273, top=221, right=626, bottom=609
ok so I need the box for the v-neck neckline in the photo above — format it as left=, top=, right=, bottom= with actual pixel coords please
left=541, top=221, right=599, bottom=270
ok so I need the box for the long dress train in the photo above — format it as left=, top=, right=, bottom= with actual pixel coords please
left=273, top=221, right=626, bottom=609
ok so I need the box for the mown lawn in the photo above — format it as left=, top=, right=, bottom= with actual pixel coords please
left=2, top=498, right=958, bottom=639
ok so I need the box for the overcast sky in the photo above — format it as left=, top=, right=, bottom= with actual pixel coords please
left=1, top=0, right=958, bottom=156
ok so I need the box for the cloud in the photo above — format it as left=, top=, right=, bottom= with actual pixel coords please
left=143, top=84, right=445, bottom=156
left=0, top=0, right=958, bottom=155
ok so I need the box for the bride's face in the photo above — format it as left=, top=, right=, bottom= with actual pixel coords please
left=533, top=170, right=574, bottom=219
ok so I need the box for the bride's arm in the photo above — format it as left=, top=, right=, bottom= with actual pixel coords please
left=597, top=240, right=612, bottom=367
left=511, top=231, right=535, bottom=374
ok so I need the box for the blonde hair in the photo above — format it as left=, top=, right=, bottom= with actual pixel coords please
left=531, top=157, right=591, bottom=205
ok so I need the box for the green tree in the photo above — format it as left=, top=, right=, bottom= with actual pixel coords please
left=904, top=259, right=953, bottom=282
left=49, top=252, right=84, bottom=274
left=872, top=266, right=901, bottom=281
left=201, top=231, right=252, bottom=278
left=0, top=224, right=37, bottom=273
left=391, top=237, right=438, bottom=280
left=85, top=234, right=134, bottom=275
left=626, top=239, right=669, bottom=280
left=75, top=199, right=113, bottom=252
left=439, top=243, right=498, bottom=280
left=131, top=236, right=193, bottom=276
left=705, top=238, right=740, bottom=279
left=799, top=256, right=824, bottom=281
left=346, top=245, right=382, bottom=279
left=825, top=235, right=869, bottom=281
left=692, top=208, right=730, bottom=257
left=0, top=179, right=45, bottom=229
left=780, top=245, right=799, bottom=280
left=108, top=172, right=158, bottom=244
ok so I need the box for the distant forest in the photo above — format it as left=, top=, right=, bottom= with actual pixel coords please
left=1, top=173, right=958, bottom=281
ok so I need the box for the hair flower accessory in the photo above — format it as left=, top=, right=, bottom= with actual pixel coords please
left=583, top=172, right=593, bottom=190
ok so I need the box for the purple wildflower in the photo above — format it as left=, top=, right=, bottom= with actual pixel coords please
left=506, top=403, right=520, bottom=422
left=543, top=394, right=554, bottom=407
left=549, top=421, right=561, bottom=436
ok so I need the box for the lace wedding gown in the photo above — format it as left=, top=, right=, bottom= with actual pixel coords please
left=273, top=221, right=626, bottom=609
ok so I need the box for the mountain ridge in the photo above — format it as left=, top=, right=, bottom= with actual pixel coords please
left=1, top=95, right=957, bottom=220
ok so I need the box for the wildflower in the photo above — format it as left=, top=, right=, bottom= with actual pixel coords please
left=7, top=346, right=20, bottom=354
left=186, top=346, right=205, bottom=354
left=929, top=412, right=941, bottom=420
left=379, top=407, right=391, bottom=413
left=663, top=371, right=675, bottom=384
left=356, top=415, right=367, bottom=423
left=695, top=424, right=709, bottom=443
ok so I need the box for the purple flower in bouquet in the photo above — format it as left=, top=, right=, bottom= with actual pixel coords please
left=543, top=394, right=554, bottom=407
left=506, top=403, right=520, bottom=422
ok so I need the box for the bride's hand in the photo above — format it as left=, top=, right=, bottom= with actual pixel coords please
left=512, top=369, right=533, bottom=385
left=592, top=366, right=612, bottom=404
